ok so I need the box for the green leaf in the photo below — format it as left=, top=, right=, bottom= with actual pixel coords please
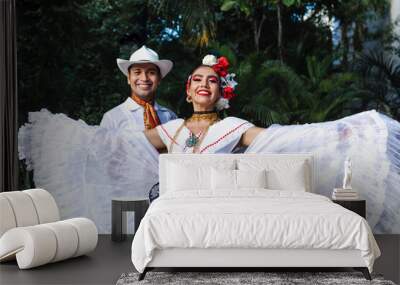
left=282, top=0, right=296, bottom=7
left=221, top=0, right=237, bottom=11
left=239, top=4, right=251, bottom=16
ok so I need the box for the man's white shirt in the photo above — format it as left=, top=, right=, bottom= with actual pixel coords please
left=100, top=97, right=177, bottom=130
left=99, top=97, right=175, bottom=234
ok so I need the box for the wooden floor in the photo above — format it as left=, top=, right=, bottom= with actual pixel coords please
left=0, top=235, right=399, bottom=285
left=0, top=235, right=133, bottom=285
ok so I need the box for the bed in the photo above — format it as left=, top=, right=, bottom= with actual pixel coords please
left=131, top=154, right=380, bottom=280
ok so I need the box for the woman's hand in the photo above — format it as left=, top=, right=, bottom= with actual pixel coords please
left=240, top=127, right=265, bottom=147
left=144, top=128, right=166, bottom=151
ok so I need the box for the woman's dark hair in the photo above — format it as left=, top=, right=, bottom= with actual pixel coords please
left=189, top=64, right=219, bottom=78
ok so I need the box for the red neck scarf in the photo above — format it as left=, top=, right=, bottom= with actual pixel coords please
left=131, top=95, right=161, bottom=130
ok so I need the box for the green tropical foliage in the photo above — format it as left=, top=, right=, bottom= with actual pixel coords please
left=235, top=54, right=363, bottom=126
left=17, top=0, right=399, bottom=188
left=355, top=50, right=400, bottom=119
left=17, top=0, right=398, bottom=123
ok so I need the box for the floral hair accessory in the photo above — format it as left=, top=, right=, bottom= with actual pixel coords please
left=202, top=55, right=218, bottom=66
left=201, top=54, right=238, bottom=110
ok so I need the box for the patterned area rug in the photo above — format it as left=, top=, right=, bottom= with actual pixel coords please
left=116, top=271, right=396, bottom=285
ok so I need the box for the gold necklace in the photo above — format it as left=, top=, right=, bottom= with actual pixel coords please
left=186, top=112, right=219, bottom=123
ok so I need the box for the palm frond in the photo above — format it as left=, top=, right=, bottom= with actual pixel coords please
left=356, top=50, right=400, bottom=88
left=355, top=50, right=400, bottom=119
left=148, top=0, right=217, bottom=47
left=242, top=102, right=288, bottom=126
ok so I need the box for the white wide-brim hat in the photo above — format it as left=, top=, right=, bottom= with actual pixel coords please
left=116, top=45, right=173, bottom=78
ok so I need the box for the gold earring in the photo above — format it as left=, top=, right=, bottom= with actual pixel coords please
left=186, top=96, right=192, bottom=103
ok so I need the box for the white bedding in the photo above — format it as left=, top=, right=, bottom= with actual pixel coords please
left=131, top=190, right=380, bottom=273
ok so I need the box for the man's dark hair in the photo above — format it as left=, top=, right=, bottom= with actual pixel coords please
left=128, top=63, right=161, bottom=77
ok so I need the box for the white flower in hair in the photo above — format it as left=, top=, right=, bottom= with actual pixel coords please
left=202, top=54, right=217, bottom=66
left=220, top=73, right=238, bottom=89
left=215, top=98, right=230, bottom=110
left=225, top=73, right=238, bottom=89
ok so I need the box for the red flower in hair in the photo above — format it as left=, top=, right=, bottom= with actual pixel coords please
left=218, top=56, right=229, bottom=68
left=223, top=86, right=236, bottom=100
left=212, top=56, right=230, bottom=77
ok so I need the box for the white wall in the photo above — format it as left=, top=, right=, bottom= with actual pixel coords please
left=391, top=0, right=400, bottom=21
left=391, top=0, right=400, bottom=38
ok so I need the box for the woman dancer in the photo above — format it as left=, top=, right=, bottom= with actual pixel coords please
left=19, top=55, right=400, bottom=234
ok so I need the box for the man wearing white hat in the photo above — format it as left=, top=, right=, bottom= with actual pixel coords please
left=100, top=46, right=177, bottom=130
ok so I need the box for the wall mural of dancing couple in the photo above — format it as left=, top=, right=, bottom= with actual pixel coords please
left=17, top=0, right=400, bottom=234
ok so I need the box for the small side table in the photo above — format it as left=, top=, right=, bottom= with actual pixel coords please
left=112, top=197, right=149, bottom=242
left=332, top=199, right=366, bottom=218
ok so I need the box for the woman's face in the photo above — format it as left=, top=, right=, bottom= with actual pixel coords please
left=187, top=66, right=221, bottom=111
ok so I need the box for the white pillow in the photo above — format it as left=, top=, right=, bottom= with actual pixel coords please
left=238, top=159, right=310, bottom=191
left=211, top=168, right=267, bottom=190
left=168, top=162, right=210, bottom=191
left=167, top=160, right=236, bottom=192
left=211, top=168, right=236, bottom=190
left=236, top=169, right=267, bottom=189
left=267, top=167, right=307, bottom=191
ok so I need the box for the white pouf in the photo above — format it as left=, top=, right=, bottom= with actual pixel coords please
left=0, top=189, right=98, bottom=269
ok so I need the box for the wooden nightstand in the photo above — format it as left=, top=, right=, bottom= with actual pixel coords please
left=332, top=199, right=366, bottom=218
left=111, top=197, right=149, bottom=242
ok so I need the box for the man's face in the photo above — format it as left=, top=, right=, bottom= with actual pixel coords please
left=127, top=63, right=161, bottom=101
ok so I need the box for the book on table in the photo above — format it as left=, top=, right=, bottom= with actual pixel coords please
left=332, top=188, right=359, bottom=200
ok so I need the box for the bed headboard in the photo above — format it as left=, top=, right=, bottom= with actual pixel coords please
left=159, top=153, right=315, bottom=196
